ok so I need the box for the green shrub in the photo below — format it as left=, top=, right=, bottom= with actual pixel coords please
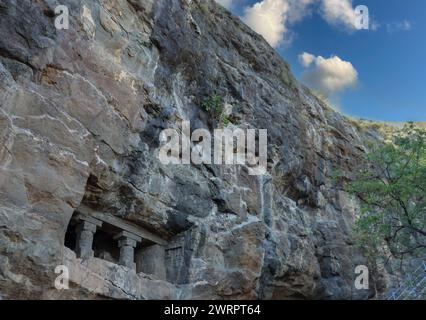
left=347, top=123, right=426, bottom=260
left=201, top=95, right=232, bottom=126
left=201, top=95, right=223, bottom=114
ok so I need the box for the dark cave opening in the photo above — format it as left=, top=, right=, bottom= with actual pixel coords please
left=64, top=219, right=77, bottom=251
left=92, top=228, right=120, bottom=264
left=64, top=213, right=120, bottom=264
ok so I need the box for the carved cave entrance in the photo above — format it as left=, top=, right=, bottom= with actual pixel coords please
left=64, top=206, right=168, bottom=281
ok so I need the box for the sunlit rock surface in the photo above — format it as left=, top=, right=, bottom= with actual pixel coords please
left=0, top=0, right=385, bottom=299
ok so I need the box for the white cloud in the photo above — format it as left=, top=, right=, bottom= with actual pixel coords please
left=320, top=0, right=357, bottom=30
left=299, top=53, right=358, bottom=95
left=370, top=21, right=380, bottom=31
left=286, top=0, right=316, bottom=24
left=299, top=52, right=316, bottom=67
left=242, top=0, right=314, bottom=47
left=386, top=20, right=412, bottom=33
left=242, top=0, right=289, bottom=47
left=215, top=0, right=235, bottom=9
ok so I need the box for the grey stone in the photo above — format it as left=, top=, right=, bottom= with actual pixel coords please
left=75, top=221, right=98, bottom=260
left=0, top=0, right=411, bottom=300
left=136, top=244, right=167, bottom=281
left=114, top=233, right=139, bottom=270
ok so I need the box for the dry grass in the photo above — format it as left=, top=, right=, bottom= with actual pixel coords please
left=348, top=118, right=426, bottom=139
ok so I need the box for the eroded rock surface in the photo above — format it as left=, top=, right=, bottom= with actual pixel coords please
left=0, top=0, right=383, bottom=299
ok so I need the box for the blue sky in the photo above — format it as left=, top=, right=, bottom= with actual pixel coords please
left=217, top=0, right=426, bottom=122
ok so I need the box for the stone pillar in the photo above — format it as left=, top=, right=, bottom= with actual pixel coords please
left=114, top=231, right=141, bottom=270
left=75, top=217, right=102, bottom=259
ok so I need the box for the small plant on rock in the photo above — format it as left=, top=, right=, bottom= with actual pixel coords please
left=201, top=95, right=232, bottom=126
left=202, top=95, right=223, bottom=114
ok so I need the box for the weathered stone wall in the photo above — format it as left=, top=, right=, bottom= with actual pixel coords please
left=0, top=0, right=383, bottom=299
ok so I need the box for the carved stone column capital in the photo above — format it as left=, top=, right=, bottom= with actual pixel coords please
left=114, top=231, right=141, bottom=270
left=75, top=217, right=102, bottom=260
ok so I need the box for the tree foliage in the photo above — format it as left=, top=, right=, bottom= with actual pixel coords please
left=347, top=123, right=426, bottom=260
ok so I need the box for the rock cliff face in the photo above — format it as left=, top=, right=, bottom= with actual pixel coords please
left=0, top=0, right=383, bottom=299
